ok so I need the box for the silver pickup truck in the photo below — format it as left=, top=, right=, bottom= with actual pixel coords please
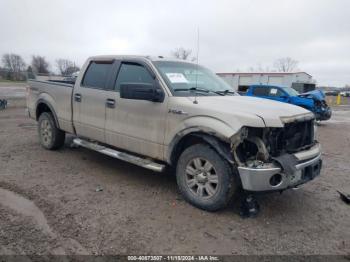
left=27, top=55, right=322, bottom=211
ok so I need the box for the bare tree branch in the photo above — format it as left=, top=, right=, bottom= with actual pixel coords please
left=56, top=59, right=80, bottom=76
left=171, top=47, right=193, bottom=60
left=31, top=55, right=50, bottom=74
left=1, top=53, right=26, bottom=80
left=274, top=57, right=299, bottom=72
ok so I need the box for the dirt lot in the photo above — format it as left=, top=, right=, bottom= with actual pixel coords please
left=0, top=86, right=349, bottom=256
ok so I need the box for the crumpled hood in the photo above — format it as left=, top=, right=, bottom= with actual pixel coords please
left=298, top=90, right=325, bottom=101
left=191, top=95, right=313, bottom=127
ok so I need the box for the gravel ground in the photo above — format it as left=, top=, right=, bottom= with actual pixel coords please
left=0, top=99, right=349, bottom=256
left=0, top=82, right=27, bottom=98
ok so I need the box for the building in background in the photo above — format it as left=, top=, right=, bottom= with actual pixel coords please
left=217, top=72, right=315, bottom=93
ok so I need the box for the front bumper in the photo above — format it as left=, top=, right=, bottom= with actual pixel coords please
left=315, top=107, right=332, bottom=121
left=237, top=143, right=322, bottom=192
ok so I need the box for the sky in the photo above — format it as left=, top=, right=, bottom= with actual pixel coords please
left=0, top=0, right=349, bottom=87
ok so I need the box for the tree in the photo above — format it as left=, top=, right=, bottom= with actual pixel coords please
left=31, top=55, right=50, bottom=74
left=171, top=47, right=195, bottom=61
left=274, top=57, right=299, bottom=72
left=1, top=53, right=26, bottom=80
left=26, top=66, right=35, bottom=79
left=248, top=63, right=271, bottom=72
left=56, top=58, right=80, bottom=76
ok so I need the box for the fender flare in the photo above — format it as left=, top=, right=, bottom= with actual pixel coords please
left=35, top=99, right=60, bottom=128
left=192, top=133, right=234, bottom=164
left=167, top=129, right=234, bottom=165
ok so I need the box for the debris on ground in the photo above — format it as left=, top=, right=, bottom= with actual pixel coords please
left=0, top=99, right=7, bottom=110
left=239, top=194, right=260, bottom=218
left=95, top=186, right=103, bottom=192
left=337, top=190, right=350, bottom=205
left=69, top=140, right=80, bottom=148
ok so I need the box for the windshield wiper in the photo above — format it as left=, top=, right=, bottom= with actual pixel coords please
left=215, top=89, right=236, bottom=95
left=174, top=87, right=225, bottom=96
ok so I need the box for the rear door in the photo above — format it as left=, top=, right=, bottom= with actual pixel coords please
left=251, top=86, right=270, bottom=99
left=73, top=60, right=115, bottom=142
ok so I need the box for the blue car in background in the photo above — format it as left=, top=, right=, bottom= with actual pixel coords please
left=245, top=85, right=332, bottom=121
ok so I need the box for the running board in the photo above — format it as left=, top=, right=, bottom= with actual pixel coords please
left=73, top=138, right=165, bottom=172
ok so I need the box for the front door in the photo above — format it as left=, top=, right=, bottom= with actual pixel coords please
left=105, top=61, right=168, bottom=160
left=267, top=87, right=289, bottom=103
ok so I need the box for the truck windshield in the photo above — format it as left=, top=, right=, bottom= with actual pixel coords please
left=153, top=61, right=236, bottom=96
left=281, top=86, right=299, bottom=96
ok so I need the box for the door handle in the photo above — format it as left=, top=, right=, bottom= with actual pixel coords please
left=106, top=98, right=116, bottom=108
left=74, top=93, right=82, bottom=102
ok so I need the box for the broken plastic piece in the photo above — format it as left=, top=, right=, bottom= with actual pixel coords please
left=0, top=99, right=7, bottom=110
left=272, top=153, right=298, bottom=176
left=337, top=190, right=350, bottom=205
left=95, top=186, right=103, bottom=192
left=239, top=194, right=260, bottom=218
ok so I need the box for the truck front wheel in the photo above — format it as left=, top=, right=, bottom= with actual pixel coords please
left=176, top=144, right=238, bottom=211
left=38, top=112, right=65, bottom=150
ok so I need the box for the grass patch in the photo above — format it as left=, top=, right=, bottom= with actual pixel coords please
left=0, top=79, right=27, bottom=83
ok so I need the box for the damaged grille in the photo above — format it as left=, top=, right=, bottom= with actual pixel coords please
left=267, top=120, right=314, bottom=156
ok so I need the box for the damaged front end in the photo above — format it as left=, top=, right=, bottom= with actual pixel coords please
left=231, top=117, right=322, bottom=192
left=313, top=100, right=332, bottom=121
left=298, top=90, right=332, bottom=121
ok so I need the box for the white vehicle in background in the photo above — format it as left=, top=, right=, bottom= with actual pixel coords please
left=340, top=91, right=350, bottom=97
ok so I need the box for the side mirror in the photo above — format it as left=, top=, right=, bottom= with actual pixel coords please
left=280, top=95, right=288, bottom=100
left=120, top=83, right=165, bottom=102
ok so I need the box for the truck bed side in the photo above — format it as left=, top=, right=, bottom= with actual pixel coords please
left=27, top=80, right=75, bottom=133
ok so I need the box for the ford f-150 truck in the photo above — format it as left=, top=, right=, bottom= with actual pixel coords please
left=27, top=55, right=322, bottom=211
left=245, top=85, right=332, bottom=121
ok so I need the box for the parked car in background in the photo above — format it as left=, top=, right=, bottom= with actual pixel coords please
left=324, top=90, right=339, bottom=96
left=340, top=91, right=350, bottom=97
left=61, top=72, right=80, bottom=84
left=245, top=85, right=332, bottom=121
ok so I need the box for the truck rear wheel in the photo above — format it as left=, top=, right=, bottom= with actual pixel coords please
left=176, top=144, right=238, bottom=211
left=38, top=112, right=65, bottom=150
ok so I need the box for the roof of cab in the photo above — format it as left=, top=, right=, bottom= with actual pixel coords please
left=87, top=55, right=196, bottom=64
left=250, top=84, right=289, bottom=89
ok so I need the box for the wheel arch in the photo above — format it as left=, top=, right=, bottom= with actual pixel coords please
left=167, top=130, right=234, bottom=167
left=35, top=99, right=60, bottom=128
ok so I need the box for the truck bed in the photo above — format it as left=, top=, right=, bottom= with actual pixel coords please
left=27, top=80, right=75, bottom=133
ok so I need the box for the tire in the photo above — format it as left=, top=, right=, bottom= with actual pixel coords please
left=38, top=112, right=65, bottom=150
left=176, top=143, right=238, bottom=211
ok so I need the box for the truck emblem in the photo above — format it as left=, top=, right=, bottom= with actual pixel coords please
left=168, top=109, right=188, bottom=115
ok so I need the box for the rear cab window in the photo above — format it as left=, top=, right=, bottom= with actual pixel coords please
left=82, top=61, right=114, bottom=90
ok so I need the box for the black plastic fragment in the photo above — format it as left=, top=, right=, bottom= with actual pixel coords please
left=272, top=153, right=298, bottom=176
left=239, top=194, right=260, bottom=218
left=0, top=99, right=7, bottom=110
left=337, top=190, right=350, bottom=205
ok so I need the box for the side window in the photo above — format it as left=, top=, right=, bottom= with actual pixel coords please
left=82, top=61, right=113, bottom=89
left=252, top=87, right=269, bottom=96
left=115, top=63, right=154, bottom=91
left=269, top=88, right=284, bottom=97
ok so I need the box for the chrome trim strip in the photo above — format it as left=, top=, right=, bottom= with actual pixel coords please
left=295, top=153, right=321, bottom=170
left=73, top=138, right=165, bottom=172
left=237, top=166, right=281, bottom=173
left=294, top=143, right=321, bottom=161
